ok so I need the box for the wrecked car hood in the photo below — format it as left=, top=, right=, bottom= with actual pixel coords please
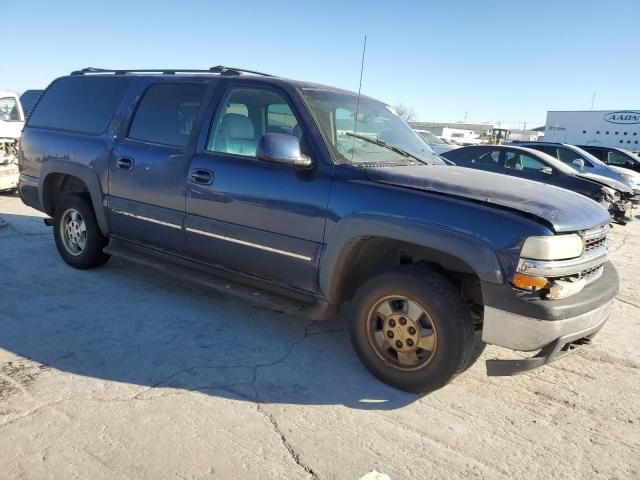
left=576, top=171, right=634, bottom=193
left=365, top=165, right=611, bottom=233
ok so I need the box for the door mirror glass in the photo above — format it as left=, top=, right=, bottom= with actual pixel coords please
left=572, top=158, right=585, bottom=169
left=256, top=133, right=312, bottom=168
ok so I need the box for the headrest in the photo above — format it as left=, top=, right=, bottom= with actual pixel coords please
left=222, top=113, right=254, bottom=140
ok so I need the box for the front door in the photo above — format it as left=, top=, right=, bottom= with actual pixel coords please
left=109, top=82, right=206, bottom=251
left=185, top=84, right=333, bottom=292
left=502, top=149, right=554, bottom=183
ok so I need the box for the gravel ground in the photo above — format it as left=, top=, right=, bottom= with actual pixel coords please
left=0, top=192, right=638, bottom=480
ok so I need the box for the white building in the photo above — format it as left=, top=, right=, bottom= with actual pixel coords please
left=545, top=110, right=640, bottom=152
left=410, top=121, right=498, bottom=137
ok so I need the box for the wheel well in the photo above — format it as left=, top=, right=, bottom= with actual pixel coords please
left=338, top=238, right=484, bottom=324
left=42, top=173, right=90, bottom=216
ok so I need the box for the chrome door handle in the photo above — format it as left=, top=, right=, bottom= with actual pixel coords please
left=116, top=157, right=134, bottom=171
left=190, top=169, right=213, bottom=185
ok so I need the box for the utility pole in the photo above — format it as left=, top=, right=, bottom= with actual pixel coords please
left=591, top=91, right=596, bottom=110
left=464, top=111, right=468, bottom=122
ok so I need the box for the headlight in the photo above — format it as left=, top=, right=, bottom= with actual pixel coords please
left=520, top=234, right=583, bottom=260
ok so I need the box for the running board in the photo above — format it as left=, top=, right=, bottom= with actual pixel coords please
left=103, top=237, right=337, bottom=321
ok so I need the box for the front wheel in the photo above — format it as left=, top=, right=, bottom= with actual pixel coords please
left=53, top=194, right=110, bottom=269
left=350, top=267, right=474, bottom=393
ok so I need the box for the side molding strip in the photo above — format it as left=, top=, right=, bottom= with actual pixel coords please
left=185, top=227, right=313, bottom=261
left=112, top=210, right=182, bottom=230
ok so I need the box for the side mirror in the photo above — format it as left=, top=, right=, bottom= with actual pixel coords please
left=541, top=166, right=552, bottom=175
left=572, top=158, right=585, bottom=169
left=256, top=133, right=312, bottom=168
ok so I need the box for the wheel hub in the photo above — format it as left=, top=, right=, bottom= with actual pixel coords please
left=383, top=315, right=419, bottom=353
left=60, top=208, right=87, bottom=256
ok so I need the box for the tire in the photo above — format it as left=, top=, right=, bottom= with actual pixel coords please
left=53, top=194, right=110, bottom=269
left=349, top=267, right=474, bottom=394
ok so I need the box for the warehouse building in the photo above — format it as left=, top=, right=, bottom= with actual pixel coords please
left=545, top=110, right=640, bottom=152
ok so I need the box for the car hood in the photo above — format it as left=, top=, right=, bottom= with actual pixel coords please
left=365, top=165, right=611, bottom=233
left=576, top=171, right=634, bottom=193
left=607, top=165, right=640, bottom=188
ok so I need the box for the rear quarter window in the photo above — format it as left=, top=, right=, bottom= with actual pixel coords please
left=28, top=76, right=133, bottom=135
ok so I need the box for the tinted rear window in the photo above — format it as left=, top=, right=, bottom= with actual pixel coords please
left=127, top=83, right=204, bottom=148
left=28, top=76, right=132, bottom=134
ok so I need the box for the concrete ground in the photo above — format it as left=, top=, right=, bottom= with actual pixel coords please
left=0, top=192, right=639, bottom=480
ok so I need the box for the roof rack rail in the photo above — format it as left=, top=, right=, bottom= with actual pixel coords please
left=70, top=66, right=273, bottom=77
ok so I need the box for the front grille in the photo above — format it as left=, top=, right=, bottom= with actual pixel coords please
left=583, top=225, right=609, bottom=251
left=580, top=226, right=608, bottom=284
left=581, top=265, right=604, bottom=284
left=584, top=236, right=606, bottom=253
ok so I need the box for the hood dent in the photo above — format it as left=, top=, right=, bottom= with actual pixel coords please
left=365, top=165, right=611, bottom=233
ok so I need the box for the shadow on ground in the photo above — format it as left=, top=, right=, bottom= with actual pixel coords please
left=0, top=211, right=426, bottom=410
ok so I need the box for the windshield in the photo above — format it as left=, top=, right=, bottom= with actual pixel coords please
left=416, top=130, right=445, bottom=145
left=0, top=97, right=22, bottom=122
left=617, top=148, right=640, bottom=163
left=302, top=89, right=443, bottom=166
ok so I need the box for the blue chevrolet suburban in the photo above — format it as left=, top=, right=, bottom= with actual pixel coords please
left=18, top=67, right=618, bottom=393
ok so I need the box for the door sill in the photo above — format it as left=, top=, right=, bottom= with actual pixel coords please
left=103, top=237, right=336, bottom=320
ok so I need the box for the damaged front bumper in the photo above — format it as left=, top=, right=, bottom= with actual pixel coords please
left=480, top=262, right=618, bottom=376
left=0, top=162, right=19, bottom=192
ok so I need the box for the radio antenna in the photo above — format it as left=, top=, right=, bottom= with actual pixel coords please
left=351, top=35, right=367, bottom=161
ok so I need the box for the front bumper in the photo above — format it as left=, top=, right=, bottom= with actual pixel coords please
left=481, top=262, right=618, bottom=375
left=484, top=305, right=610, bottom=376
left=0, top=163, right=19, bottom=191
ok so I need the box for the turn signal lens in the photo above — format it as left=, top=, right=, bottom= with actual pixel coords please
left=512, top=273, right=548, bottom=290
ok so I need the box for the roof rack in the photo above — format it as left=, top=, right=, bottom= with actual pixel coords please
left=70, top=65, right=273, bottom=77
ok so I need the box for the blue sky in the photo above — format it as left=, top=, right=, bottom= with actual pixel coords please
left=4, top=0, right=639, bottom=127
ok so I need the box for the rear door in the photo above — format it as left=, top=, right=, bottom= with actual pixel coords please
left=108, top=81, right=207, bottom=251
left=184, top=82, right=333, bottom=292
left=455, top=147, right=505, bottom=174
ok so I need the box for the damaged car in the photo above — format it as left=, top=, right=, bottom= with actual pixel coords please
left=19, top=68, right=618, bottom=393
left=0, top=92, right=23, bottom=193
left=441, top=145, right=633, bottom=224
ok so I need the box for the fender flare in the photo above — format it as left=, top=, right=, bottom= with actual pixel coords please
left=39, top=160, right=109, bottom=235
left=319, top=214, right=503, bottom=304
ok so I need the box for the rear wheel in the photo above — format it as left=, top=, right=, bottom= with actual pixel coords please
left=350, top=267, right=474, bottom=393
left=53, top=194, right=110, bottom=269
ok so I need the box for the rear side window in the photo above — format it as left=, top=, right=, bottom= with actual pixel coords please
left=128, top=83, right=204, bottom=148
left=29, top=76, right=132, bottom=134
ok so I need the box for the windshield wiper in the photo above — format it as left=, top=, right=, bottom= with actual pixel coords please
left=345, top=132, right=429, bottom=165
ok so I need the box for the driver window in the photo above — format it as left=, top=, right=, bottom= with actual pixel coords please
left=607, top=151, right=628, bottom=166
left=504, top=152, right=546, bottom=172
left=557, top=147, right=592, bottom=167
left=206, top=88, right=301, bottom=158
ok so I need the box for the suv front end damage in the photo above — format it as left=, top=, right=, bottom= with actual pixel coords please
left=481, top=225, right=618, bottom=375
